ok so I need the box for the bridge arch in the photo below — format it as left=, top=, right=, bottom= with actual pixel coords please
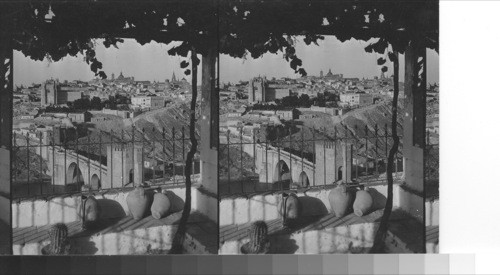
left=273, top=160, right=291, bottom=183
left=299, top=171, right=309, bottom=188
left=67, top=162, right=84, bottom=186
left=129, top=169, right=134, bottom=184
left=90, top=174, right=101, bottom=190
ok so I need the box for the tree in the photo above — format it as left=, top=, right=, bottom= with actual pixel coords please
left=369, top=48, right=400, bottom=253
left=72, top=97, right=91, bottom=111
left=315, top=92, right=326, bottom=107
left=90, top=96, right=102, bottom=110
left=280, top=95, right=298, bottom=108
left=298, top=94, right=311, bottom=108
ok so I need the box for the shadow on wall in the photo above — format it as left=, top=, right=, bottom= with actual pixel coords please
left=97, top=199, right=127, bottom=219
left=265, top=218, right=378, bottom=254
left=163, top=191, right=185, bottom=213
left=269, top=233, right=299, bottom=254
left=367, top=188, right=387, bottom=210
left=277, top=194, right=329, bottom=219
left=69, top=238, right=99, bottom=255
left=297, top=196, right=329, bottom=217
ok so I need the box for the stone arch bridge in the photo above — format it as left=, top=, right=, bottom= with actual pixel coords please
left=240, top=136, right=354, bottom=188
left=43, top=143, right=143, bottom=191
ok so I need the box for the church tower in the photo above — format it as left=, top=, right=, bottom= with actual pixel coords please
left=326, top=68, right=334, bottom=78
left=320, top=70, right=324, bottom=78
left=172, top=72, right=177, bottom=82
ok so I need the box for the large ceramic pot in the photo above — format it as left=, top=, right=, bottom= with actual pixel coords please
left=353, top=190, right=373, bottom=217
left=328, top=184, right=353, bottom=217
left=278, top=193, right=301, bottom=227
left=151, top=192, right=171, bottom=220
left=126, top=187, right=153, bottom=220
left=81, top=195, right=100, bottom=229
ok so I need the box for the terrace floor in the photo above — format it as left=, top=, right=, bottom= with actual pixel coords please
left=220, top=208, right=427, bottom=254
left=221, top=210, right=382, bottom=242
left=13, top=211, right=217, bottom=255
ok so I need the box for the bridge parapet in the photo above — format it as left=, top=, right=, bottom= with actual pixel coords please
left=220, top=124, right=403, bottom=196
left=12, top=126, right=195, bottom=201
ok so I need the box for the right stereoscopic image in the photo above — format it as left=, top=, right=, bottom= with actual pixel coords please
left=218, top=1, right=439, bottom=254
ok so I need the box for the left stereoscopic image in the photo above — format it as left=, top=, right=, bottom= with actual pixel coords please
left=0, top=1, right=218, bottom=255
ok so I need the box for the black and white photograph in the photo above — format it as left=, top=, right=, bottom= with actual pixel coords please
left=6, top=0, right=500, bottom=273
left=0, top=0, right=441, bottom=259
left=0, top=1, right=219, bottom=255
left=217, top=0, right=438, bottom=254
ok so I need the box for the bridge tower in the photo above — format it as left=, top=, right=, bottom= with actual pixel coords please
left=105, top=143, right=143, bottom=189
left=40, top=131, right=51, bottom=162
left=314, top=140, right=338, bottom=186
left=341, top=143, right=353, bottom=183
left=314, top=139, right=354, bottom=185
left=248, top=77, right=265, bottom=103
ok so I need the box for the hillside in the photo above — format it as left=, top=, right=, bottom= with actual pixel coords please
left=219, top=100, right=407, bottom=184
left=74, top=103, right=200, bottom=166
left=270, top=100, right=405, bottom=165
left=299, top=100, right=404, bottom=138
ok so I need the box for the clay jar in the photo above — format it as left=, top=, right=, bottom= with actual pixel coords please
left=126, top=187, right=153, bottom=220
left=353, top=190, right=373, bottom=217
left=81, top=195, right=100, bottom=229
left=151, top=192, right=171, bottom=220
left=278, top=193, right=301, bottom=220
left=328, top=184, right=353, bottom=217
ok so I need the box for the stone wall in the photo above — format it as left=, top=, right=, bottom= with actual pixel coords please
left=220, top=221, right=379, bottom=254
left=219, top=184, right=401, bottom=227
left=12, top=186, right=191, bottom=229
left=12, top=185, right=217, bottom=255
left=14, top=224, right=177, bottom=255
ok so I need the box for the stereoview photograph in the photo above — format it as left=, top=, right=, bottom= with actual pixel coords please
left=217, top=0, right=438, bottom=254
left=0, top=0, right=439, bottom=256
left=0, top=1, right=218, bottom=255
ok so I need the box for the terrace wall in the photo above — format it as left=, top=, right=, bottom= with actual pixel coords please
left=12, top=186, right=190, bottom=228
left=220, top=182, right=432, bottom=227
left=219, top=184, right=400, bottom=227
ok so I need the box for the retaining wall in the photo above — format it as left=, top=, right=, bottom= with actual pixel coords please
left=12, top=186, right=190, bottom=229
left=220, top=221, right=379, bottom=254
left=219, top=184, right=401, bottom=227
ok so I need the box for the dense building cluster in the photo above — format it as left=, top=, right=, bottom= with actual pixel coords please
left=220, top=69, right=405, bottom=136
left=13, top=72, right=193, bottom=129
left=221, top=69, right=400, bottom=107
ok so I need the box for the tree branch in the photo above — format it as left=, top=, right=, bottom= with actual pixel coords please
left=370, top=49, right=399, bottom=253
left=170, top=47, right=198, bottom=254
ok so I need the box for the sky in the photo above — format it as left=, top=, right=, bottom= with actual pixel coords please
left=14, top=39, right=197, bottom=87
left=220, top=37, right=439, bottom=85
left=14, top=36, right=439, bottom=87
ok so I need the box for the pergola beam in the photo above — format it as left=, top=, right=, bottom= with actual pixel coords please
left=0, top=23, right=13, bottom=255
left=401, top=39, right=427, bottom=223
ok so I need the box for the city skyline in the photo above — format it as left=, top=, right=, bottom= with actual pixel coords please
left=14, top=37, right=439, bottom=87
left=220, top=36, right=439, bottom=85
